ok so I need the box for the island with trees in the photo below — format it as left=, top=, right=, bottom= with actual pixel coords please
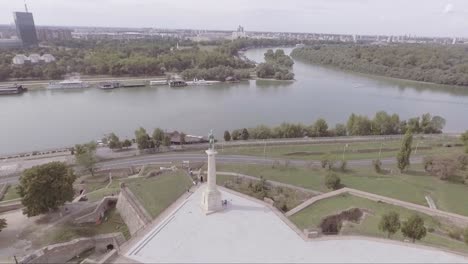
left=291, top=44, right=468, bottom=87
left=256, top=49, right=295, bottom=80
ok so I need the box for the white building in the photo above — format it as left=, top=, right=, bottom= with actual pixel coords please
left=28, top=53, right=41, bottom=63
left=12, top=53, right=56, bottom=65
left=232, top=25, right=247, bottom=40
left=12, top=54, right=28, bottom=65
left=41, top=54, right=56, bottom=63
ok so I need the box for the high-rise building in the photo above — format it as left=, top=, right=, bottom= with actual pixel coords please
left=13, top=11, right=38, bottom=47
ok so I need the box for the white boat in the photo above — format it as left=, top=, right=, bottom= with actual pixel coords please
left=186, top=78, right=219, bottom=86
left=150, top=80, right=168, bottom=86
left=48, top=79, right=89, bottom=89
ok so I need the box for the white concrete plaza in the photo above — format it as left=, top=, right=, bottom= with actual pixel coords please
left=126, top=186, right=467, bottom=263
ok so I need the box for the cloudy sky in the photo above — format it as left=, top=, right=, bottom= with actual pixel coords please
left=1, top=0, right=467, bottom=37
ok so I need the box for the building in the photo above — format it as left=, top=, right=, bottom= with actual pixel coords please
left=41, top=54, right=56, bottom=63
left=232, top=25, right=247, bottom=40
left=0, top=39, right=22, bottom=49
left=12, top=54, right=28, bottom=65
left=36, top=28, right=73, bottom=42
left=12, top=53, right=56, bottom=65
left=13, top=11, right=38, bottom=47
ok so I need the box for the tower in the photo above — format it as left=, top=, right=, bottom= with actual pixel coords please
left=201, top=131, right=222, bottom=214
left=13, top=9, right=38, bottom=47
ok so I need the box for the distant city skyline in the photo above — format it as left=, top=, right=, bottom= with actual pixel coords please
left=1, top=0, right=467, bottom=38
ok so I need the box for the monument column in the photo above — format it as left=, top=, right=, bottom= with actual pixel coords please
left=201, top=130, right=222, bottom=214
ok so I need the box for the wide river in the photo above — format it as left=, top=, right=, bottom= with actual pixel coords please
left=1, top=47, right=468, bottom=155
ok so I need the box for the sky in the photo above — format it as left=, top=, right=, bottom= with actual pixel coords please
left=0, top=0, right=467, bottom=37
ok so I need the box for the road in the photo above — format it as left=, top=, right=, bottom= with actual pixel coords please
left=0, top=153, right=421, bottom=185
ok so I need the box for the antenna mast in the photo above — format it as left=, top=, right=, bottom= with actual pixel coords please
left=24, top=0, right=29, bottom=12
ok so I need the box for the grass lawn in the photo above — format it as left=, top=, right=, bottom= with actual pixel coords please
left=38, top=207, right=130, bottom=248
left=217, top=163, right=468, bottom=216
left=289, top=194, right=468, bottom=254
left=216, top=138, right=462, bottom=160
left=217, top=174, right=314, bottom=212
left=126, top=171, right=193, bottom=218
left=1, top=185, right=20, bottom=201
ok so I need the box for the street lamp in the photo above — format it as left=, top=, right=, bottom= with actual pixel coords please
left=342, top=144, right=349, bottom=161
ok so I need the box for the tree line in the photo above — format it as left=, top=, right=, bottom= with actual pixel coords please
left=291, top=44, right=468, bottom=87
left=224, top=112, right=445, bottom=141
left=0, top=38, right=254, bottom=81
left=256, top=49, right=295, bottom=80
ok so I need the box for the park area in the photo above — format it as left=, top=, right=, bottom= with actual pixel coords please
left=215, top=136, right=463, bottom=160
left=217, top=163, right=468, bottom=216
left=289, top=194, right=468, bottom=254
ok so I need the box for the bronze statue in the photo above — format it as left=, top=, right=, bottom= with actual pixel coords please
left=208, top=129, right=215, bottom=150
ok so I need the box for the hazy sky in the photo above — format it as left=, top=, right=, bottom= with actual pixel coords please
left=1, top=0, right=467, bottom=37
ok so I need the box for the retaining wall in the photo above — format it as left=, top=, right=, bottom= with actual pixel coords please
left=116, top=186, right=152, bottom=235
left=75, top=197, right=118, bottom=224
left=20, top=233, right=125, bottom=264
left=0, top=183, right=10, bottom=200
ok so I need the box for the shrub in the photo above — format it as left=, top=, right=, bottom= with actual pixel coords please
left=464, top=227, right=468, bottom=245
left=401, top=214, right=427, bottom=243
left=424, top=156, right=459, bottom=180
left=373, top=159, right=382, bottom=173
left=325, top=173, right=341, bottom=190
left=321, top=154, right=335, bottom=170
left=320, top=208, right=363, bottom=235
left=339, top=160, right=347, bottom=172
left=448, top=228, right=462, bottom=241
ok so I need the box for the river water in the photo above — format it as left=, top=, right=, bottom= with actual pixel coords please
left=1, top=47, right=467, bottom=155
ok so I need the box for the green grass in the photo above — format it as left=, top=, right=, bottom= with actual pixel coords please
left=126, top=171, right=193, bottom=218
left=216, top=138, right=463, bottom=160
left=1, top=185, right=21, bottom=201
left=217, top=163, right=468, bottom=216
left=289, top=194, right=468, bottom=254
left=217, top=174, right=314, bottom=211
left=39, top=207, right=130, bottom=248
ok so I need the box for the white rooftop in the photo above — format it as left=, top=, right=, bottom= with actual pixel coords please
left=126, top=186, right=467, bottom=263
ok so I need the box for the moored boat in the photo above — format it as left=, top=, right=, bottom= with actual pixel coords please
left=0, top=84, right=27, bottom=95
left=48, top=78, right=89, bottom=89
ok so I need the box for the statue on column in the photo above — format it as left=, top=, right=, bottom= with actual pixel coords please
left=208, top=129, right=215, bottom=150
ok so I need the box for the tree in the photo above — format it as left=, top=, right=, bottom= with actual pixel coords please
left=379, top=211, right=401, bottom=238
left=313, top=118, right=328, bottom=137
left=373, top=159, right=383, bottom=173
left=461, top=131, right=468, bottom=154
left=401, top=214, right=427, bottom=243
left=122, top=139, right=132, bottom=149
left=224, top=130, right=231, bottom=141
left=423, top=156, right=459, bottom=180
left=135, top=127, right=151, bottom=150
left=335, top=124, right=347, bottom=136
left=108, top=132, right=122, bottom=150
left=396, top=130, right=413, bottom=172
left=231, top=129, right=241, bottom=140
left=152, top=128, right=165, bottom=143
left=325, top=172, right=341, bottom=190
left=241, top=128, right=249, bottom=140
left=18, top=162, right=76, bottom=217
left=179, top=132, right=186, bottom=145
left=0, top=219, right=6, bottom=232
left=163, top=135, right=172, bottom=147
left=74, top=142, right=97, bottom=176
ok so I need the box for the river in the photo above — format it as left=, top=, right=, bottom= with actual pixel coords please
left=1, top=47, right=468, bottom=155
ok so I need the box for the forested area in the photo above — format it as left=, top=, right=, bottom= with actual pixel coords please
left=0, top=38, right=258, bottom=81
left=227, top=112, right=445, bottom=140
left=256, top=49, right=295, bottom=80
left=291, top=44, right=468, bottom=86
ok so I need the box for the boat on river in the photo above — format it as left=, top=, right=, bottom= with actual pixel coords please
left=98, top=81, right=121, bottom=90
left=48, top=78, right=89, bottom=90
left=185, top=78, right=220, bottom=86
left=0, top=84, right=27, bottom=95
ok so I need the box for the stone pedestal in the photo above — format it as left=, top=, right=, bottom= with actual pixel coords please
left=201, top=149, right=222, bottom=214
